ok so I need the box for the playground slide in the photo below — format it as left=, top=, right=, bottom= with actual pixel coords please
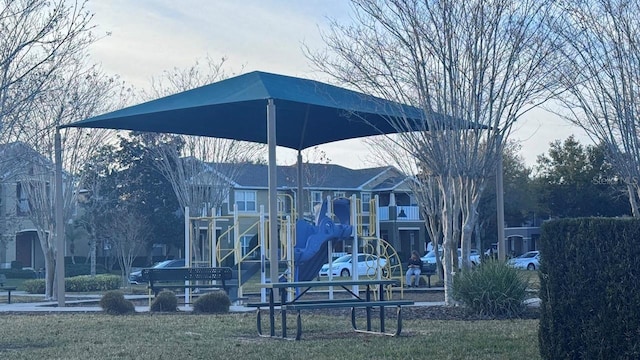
left=293, top=216, right=352, bottom=281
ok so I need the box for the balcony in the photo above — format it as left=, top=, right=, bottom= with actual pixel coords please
left=377, top=206, right=420, bottom=221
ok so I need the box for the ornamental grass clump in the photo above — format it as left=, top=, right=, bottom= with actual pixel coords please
left=100, top=290, right=136, bottom=315
left=192, top=291, right=231, bottom=314
left=452, top=259, right=528, bottom=317
left=150, top=290, right=178, bottom=312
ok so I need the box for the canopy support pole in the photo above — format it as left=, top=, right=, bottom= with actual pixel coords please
left=267, top=99, right=279, bottom=297
left=297, top=151, right=303, bottom=220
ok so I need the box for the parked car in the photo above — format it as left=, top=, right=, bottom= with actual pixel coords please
left=507, top=251, right=540, bottom=270
left=128, top=258, right=185, bottom=284
left=421, top=248, right=481, bottom=270
left=318, top=254, right=387, bottom=278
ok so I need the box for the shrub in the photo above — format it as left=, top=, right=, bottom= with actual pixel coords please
left=65, top=263, right=108, bottom=277
left=150, top=291, right=178, bottom=312
left=452, top=259, right=528, bottom=317
left=100, top=290, right=136, bottom=315
left=538, top=218, right=640, bottom=360
left=0, top=268, right=38, bottom=279
left=66, top=275, right=121, bottom=292
left=23, top=275, right=120, bottom=294
left=23, top=279, right=46, bottom=294
left=192, top=291, right=231, bottom=314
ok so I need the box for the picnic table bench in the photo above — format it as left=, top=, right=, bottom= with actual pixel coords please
left=141, top=267, right=237, bottom=305
left=246, top=279, right=414, bottom=340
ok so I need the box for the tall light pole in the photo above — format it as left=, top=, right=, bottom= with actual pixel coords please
left=55, top=128, right=65, bottom=307
left=496, top=133, right=506, bottom=261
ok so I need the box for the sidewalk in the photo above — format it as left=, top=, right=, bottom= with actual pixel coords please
left=1, top=289, right=537, bottom=313
left=0, top=290, right=450, bottom=313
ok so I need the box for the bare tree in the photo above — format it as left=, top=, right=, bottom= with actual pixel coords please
left=0, top=0, right=96, bottom=142
left=98, top=206, right=151, bottom=289
left=308, top=0, right=559, bottom=304
left=551, top=0, right=640, bottom=217
left=14, top=59, right=126, bottom=299
left=365, top=136, right=444, bottom=275
left=137, top=57, right=263, bottom=262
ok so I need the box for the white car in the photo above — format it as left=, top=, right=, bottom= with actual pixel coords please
left=318, top=254, right=387, bottom=278
left=507, top=251, right=540, bottom=270
left=421, top=248, right=480, bottom=269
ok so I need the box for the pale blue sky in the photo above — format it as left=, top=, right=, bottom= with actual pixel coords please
left=85, top=0, right=588, bottom=169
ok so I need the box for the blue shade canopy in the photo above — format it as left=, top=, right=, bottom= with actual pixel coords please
left=62, top=71, right=427, bottom=150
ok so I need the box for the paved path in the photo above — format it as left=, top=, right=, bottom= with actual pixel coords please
left=0, top=289, right=537, bottom=313
left=0, top=290, right=451, bottom=313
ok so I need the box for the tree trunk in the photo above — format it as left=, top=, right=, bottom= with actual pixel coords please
left=627, top=183, right=640, bottom=218
left=90, top=238, right=96, bottom=276
left=44, top=250, right=55, bottom=300
left=440, top=179, right=456, bottom=305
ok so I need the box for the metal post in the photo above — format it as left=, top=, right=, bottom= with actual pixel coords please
left=184, top=206, right=190, bottom=305
left=496, top=134, right=506, bottom=261
left=297, top=151, right=303, bottom=220
left=267, top=99, right=279, bottom=298
left=54, top=128, right=65, bottom=307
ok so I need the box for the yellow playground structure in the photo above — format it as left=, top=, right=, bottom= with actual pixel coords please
left=184, top=195, right=406, bottom=302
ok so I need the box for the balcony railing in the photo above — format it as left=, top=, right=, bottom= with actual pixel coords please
left=377, top=206, right=420, bottom=221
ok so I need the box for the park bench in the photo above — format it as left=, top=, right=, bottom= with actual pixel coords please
left=396, top=267, right=437, bottom=288
left=141, top=267, right=238, bottom=304
left=420, top=268, right=437, bottom=288
left=0, top=274, right=17, bottom=304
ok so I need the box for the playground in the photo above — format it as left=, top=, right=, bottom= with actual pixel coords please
left=182, top=195, right=410, bottom=306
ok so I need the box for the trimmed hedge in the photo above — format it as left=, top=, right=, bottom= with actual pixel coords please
left=23, top=274, right=121, bottom=294
left=0, top=268, right=38, bottom=279
left=65, top=263, right=108, bottom=277
left=538, top=218, right=640, bottom=360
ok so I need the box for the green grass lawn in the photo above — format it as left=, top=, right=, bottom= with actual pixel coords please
left=0, top=312, right=540, bottom=360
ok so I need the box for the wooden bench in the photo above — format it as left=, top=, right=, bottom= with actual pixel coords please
left=141, top=267, right=237, bottom=304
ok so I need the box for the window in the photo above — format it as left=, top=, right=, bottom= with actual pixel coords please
left=361, top=224, right=370, bottom=237
left=235, top=190, right=256, bottom=212
left=277, top=194, right=286, bottom=214
left=361, top=193, right=371, bottom=213
left=240, top=235, right=255, bottom=257
left=334, top=191, right=346, bottom=199
left=311, top=191, right=323, bottom=213
left=16, top=182, right=30, bottom=216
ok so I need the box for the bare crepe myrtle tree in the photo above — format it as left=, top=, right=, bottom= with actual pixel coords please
left=551, top=0, right=640, bottom=217
left=138, top=57, right=263, bottom=262
left=308, top=0, right=560, bottom=304
left=13, top=60, right=127, bottom=299
left=98, top=206, right=151, bottom=289
left=365, top=136, right=444, bottom=277
left=0, top=0, right=96, bottom=141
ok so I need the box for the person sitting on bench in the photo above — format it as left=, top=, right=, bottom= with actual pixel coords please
left=405, top=251, right=423, bottom=288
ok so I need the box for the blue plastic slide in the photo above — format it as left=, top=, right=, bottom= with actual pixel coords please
left=293, top=199, right=353, bottom=281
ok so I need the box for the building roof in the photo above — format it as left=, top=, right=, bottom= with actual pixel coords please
left=0, top=142, right=54, bottom=180
left=205, top=162, right=408, bottom=191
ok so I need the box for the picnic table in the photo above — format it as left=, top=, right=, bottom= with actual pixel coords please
left=246, top=279, right=414, bottom=340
